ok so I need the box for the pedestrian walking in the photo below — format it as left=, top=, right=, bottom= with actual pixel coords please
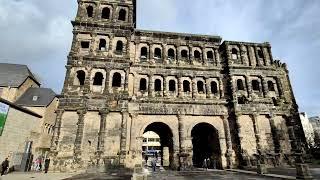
left=202, top=158, right=207, bottom=171
left=1, top=158, right=9, bottom=176
left=44, top=158, right=50, bottom=173
left=144, top=155, right=148, bottom=165
left=152, top=156, right=157, bottom=172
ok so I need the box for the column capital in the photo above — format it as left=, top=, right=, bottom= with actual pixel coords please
left=77, top=109, right=87, bottom=115
left=99, top=108, right=109, bottom=115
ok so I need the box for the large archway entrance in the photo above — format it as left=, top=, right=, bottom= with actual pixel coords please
left=191, top=123, right=222, bottom=169
left=142, top=122, right=174, bottom=169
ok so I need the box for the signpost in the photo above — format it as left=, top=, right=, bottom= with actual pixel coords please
left=0, top=102, right=9, bottom=136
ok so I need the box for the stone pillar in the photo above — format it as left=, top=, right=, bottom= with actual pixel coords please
left=96, top=108, right=109, bottom=164
left=51, top=109, right=65, bottom=151
left=120, top=110, right=129, bottom=166
left=261, top=76, right=268, bottom=98
left=62, top=65, right=72, bottom=95
left=246, top=76, right=253, bottom=97
left=206, top=79, right=211, bottom=99
left=74, top=109, right=87, bottom=162
left=103, top=67, right=110, bottom=94
left=254, top=46, right=261, bottom=66
left=267, top=113, right=281, bottom=165
left=202, top=47, right=207, bottom=65
left=83, top=68, right=92, bottom=94
left=178, top=76, right=183, bottom=98
left=222, top=115, right=233, bottom=168
left=163, top=76, right=168, bottom=97
left=263, top=47, right=271, bottom=66
left=177, top=113, right=187, bottom=170
left=251, top=114, right=267, bottom=174
left=124, top=69, right=129, bottom=92
left=148, top=74, right=154, bottom=97
left=192, top=79, right=197, bottom=98
left=219, top=78, right=224, bottom=98
left=214, top=49, right=220, bottom=66
left=240, top=45, right=249, bottom=66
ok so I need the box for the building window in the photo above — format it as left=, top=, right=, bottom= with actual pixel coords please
left=237, top=79, right=244, bottom=91
left=197, top=81, right=204, bottom=93
left=169, top=80, right=176, bottom=92
left=211, top=81, right=218, bottom=94
left=154, top=79, right=162, bottom=91
left=98, top=39, right=107, bottom=51
left=154, top=48, right=162, bottom=59
left=252, top=80, right=260, bottom=91
left=112, top=72, right=122, bottom=87
left=101, top=7, right=110, bottom=19
left=181, top=50, right=188, bottom=59
left=258, top=49, right=264, bottom=58
left=194, top=50, right=201, bottom=59
left=168, top=48, right=175, bottom=59
left=81, top=41, right=90, bottom=49
left=76, top=70, right=86, bottom=86
left=207, top=51, right=214, bottom=59
left=116, top=41, right=123, bottom=53
left=86, top=6, right=94, bottom=18
left=231, top=48, right=238, bottom=60
left=183, top=81, right=190, bottom=92
left=140, top=47, right=148, bottom=59
left=268, top=81, right=275, bottom=91
left=139, top=78, right=147, bottom=91
left=93, top=72, right=104, bottom=86
left=118, top=9, right=126, bottom=21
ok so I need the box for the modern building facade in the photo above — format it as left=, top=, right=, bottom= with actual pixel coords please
left=51, top=0, right=306, bottom=172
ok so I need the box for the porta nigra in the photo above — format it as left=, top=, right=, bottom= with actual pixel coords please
left=50, top=0, right=307, bottom=172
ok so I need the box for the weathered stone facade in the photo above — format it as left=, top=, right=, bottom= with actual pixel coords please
left=51, top=0, right=306, bottom=172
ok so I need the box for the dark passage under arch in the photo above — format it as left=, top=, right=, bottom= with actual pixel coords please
left=192, top=123, right=222, bottom=169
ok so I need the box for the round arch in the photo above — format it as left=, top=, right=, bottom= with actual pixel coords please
left=141, top=122, right=175, bottom=169
left=191, top=122, right=222, bottom=169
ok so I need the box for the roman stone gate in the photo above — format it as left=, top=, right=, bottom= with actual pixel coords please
left=50, top=0, right=306, bottom=173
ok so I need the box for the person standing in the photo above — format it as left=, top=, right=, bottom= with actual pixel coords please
left=144, top=155, right=148, bottom=165
left=152, top=156, right=157, bottom=172
left=202, top=158, right=207, bottom=171
left=44, top=158, right=50, bottom=173
left=1, top=158, right=9, bottom=176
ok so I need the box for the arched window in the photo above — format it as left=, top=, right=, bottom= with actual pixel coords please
left=139, top=78, right=147, bottom=91
left=154, top=79, right=162, bottom=91
left=183, top=80, right=190, bottom=92
left=207, top=51, right=214, bottom=60
left=181, top=50, right=188, bottom=58
left=76, top=70, right=85, bottom=86
left=168, top=48, right=175, bottom=59
left=237, top=79, right=244, bottom=90
left=118, top=9, right=126, bottom=21
left=116, top=41, right=123, bottom=53
left=258, top=49, right=264, bottom=58
left=154, top=48, right=162, bottom=58
left=252, top=80, right=260, bottom=91
left=169, top=80, right=176, bottom=92
left=99, top=39, right=107, bottom=51
left=93, top=72, right=104, bottom=86
left=112, top=72, right=122, bottom=87
left=231, top=48, right=238, bottom=60
left=101, top=7, right=110, bottom=19
left=211, top=81, right=218, bottom=94
left=86, top=6, right=94, bottom=18
left=197, top=81, right=204, bottom=93
left=194, top=50, right=201, bottom=59
left=268, top=81, right=275, bottom=91
left=140, top=47, right=148, bottom=59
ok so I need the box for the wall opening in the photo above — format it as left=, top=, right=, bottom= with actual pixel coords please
left=183, top=80, right=191, bottom=92
left=197, top=81, right=204, bottom=93
left=237, top=79, right=244, bottom=91
left=93, top=72, right=104, bottom=86
left=116, top=41, right=123, bottom=53
left=181, top=50, right=188, bottom=59
left=99, top=39, right=107, bottom=51
left=258, top=49, right=264, bottom=58
left=86, top=6, right=94, bottom=18
left=268, top=81, right=275, bottom=91
left=211, top=81, right=218, bottom=94
left=101, top=7, right=110, bottom=19
left=143, top=122, right=174, bottom=169
left=169, top=80, right=176, bottom=92
left=118, top=9, right=127, bottom=21
left=231, top=48, right=238, bottom=60
left=207, top=51, right=214, bottom=60
left=192, top=123, right=222, bottom=169
left=76, top=70, right=86, bottom=86
left=154, top=79, right=162, bottom=91
left=140, top=47, right=148, bottom=59
left=252, top=80, right=260, bottom=91
left=81, top=41, right=90, bottom=49
left=154, top=48, right=162, bottom=59
left=139, top=78, right=147, bottom=91
left=112, top=72, right=122, bottom=87
left=194, top=50, right=201, bottom=59
left=168, top=49, right=175, bottom=59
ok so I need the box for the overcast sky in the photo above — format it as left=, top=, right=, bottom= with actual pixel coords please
left=0, top=0, right=319, bottom=116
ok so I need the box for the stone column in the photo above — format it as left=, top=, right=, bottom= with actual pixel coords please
left=120, top=110, right=129, bottom=166
left=214, top=49, right=220, bottom=66
left=178, top=76, right=183, bottom=98
left=201, top=47, right=207, bottom=65
left=263, top=47, right=271, bottom=66
left=51, top=109, right=65, bottom=151
left=96, top=108, right=109, bottom=164
left=74, top=109, right=87, bottom=162
left=163, top=76, right=168, bottom=97
left=240, top=45, right=249, bottom=66
left=103, top=67, right=110, bottom=94
left=124, top=69, right=129, bottom=92
left=148, top=74, right=154, bottom=97
left=62, top=65, right=72, bottom=95
left=261, top=76, right=268, bottom=98
left=192, top=79, right=197, bottom=98
left=219, top=78, right=224, bottom=98
left=222, top=115, right=233, bottom=168
left=206, top=79, right=211, bottom=99
left=251, top=114, right=267, bottom=174
left=246, top=76, right=253, bottom=97
left=267, top=114, right=281, bottom=164
left=254, top=46, right=261, bottom=66
left=83, top=68, right=92, bottom=94
left=177, top=113, right=187, bottom=170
